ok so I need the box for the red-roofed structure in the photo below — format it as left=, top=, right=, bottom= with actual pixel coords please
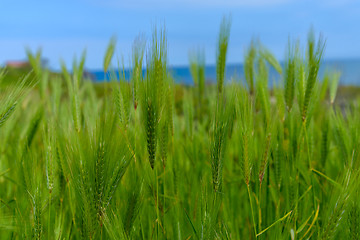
left=5, top=61, right=31, bottom=68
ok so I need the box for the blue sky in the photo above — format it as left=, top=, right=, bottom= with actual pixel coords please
left=0, top=0, right=359, bottom=70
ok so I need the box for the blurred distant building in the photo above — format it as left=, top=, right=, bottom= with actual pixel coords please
left=5, top=60, right=31, bottom=68
left=3, top=59, right=96, bottom=81
left=5, top=58, right=49, bottom=69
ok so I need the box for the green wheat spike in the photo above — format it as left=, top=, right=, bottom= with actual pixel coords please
left=284, top=40, right=296, bottom=112
left=216, top=15, right=231, bottom=95
left=244, top=40, right=257, bottom=95
left=104, top=36, right=117, bottom=73
left=302, top=30, right=325, bottom=122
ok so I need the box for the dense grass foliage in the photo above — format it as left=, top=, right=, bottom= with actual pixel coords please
left=1, top=21, right=360, bottom=240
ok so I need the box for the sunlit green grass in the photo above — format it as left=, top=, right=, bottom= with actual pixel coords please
left=0, top=18, right=360, bottom=239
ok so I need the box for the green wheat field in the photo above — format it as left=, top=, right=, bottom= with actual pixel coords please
left=1, top=17, right=360, bottom=239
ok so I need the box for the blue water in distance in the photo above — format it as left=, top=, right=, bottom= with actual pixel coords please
left=90, top=58, right=360, bottom=86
